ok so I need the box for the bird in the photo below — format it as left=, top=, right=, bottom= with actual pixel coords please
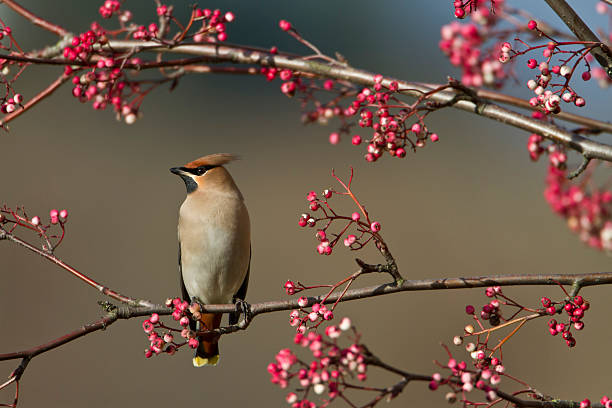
left=170, top=153, right=251, bottom=367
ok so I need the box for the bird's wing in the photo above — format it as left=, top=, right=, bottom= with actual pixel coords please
left=178, top=242, right=197, bottom=332
left=229, top=245, right=251, bottom=325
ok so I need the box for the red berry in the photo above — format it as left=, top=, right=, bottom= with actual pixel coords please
left=279, top=20, right=292, bottom=31
left=454, top=8, right=465, bottom=18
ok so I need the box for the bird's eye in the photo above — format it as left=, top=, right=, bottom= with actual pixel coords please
left=195, top=168, right=205, bottom=176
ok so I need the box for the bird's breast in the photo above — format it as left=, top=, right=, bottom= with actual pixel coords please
left=178, top=193, right=250, bottom=305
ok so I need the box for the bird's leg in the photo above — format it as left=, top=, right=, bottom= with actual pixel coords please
left=232, top=298, right=253, bottom=328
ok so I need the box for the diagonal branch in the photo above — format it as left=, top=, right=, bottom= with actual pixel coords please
left=544, top=0, right=612, bottom=78
left=1, top=41, right=611, bottom=158
left=0, top=0, right=68, bottom=37
left=0, top=229, right=154, bottom=307
left=98, top=40, right=612, bottom=162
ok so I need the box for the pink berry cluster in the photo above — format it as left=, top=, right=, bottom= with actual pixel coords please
left=0, top=206, right=68, bottom=251
left=191, top=9, right=235, bottom=43
left=441, top=0, right=512, bottom=88
left=528, top=130, right=612, bottom=251
left=268, top=318, right=369, bottom=408
left=439, top=22, right=508, bottom=88
left=62, top=27, right=102, bottom=62
left=542, top=295, right=589, bottom=348
left=503, top=20, right=592, bottom=114
left=313, top=74, right=440, bottom=161
left=469, top=286, right=503, bottom=326
left=463, top=287, right=508, bottom=335
left=546, top=161, right=612, bottom=251
left=284, top=280, right=305, bottom=296
left=452, top=0, right=500, bottom=20
left=288, top=299, right=334, bottom=333
left=98, top=0, right=120, bottom=19
left=62, top=2, right=235, bottom=124
left=459, top=288, right=530, bottom=366
left=428, top=352, right=503, bottom=404
left=599, top=396, right=612, bottom=408
left=298, top=173, right=383, bottom=256
left=61, top=19, right=142, bottom=123
left=0, top=24, right=13, bottom=51
left=0, top=25, right=11, bottom=41
left=264, top=66, right=303, bottom=97
left=268, top=28, right=439, bottom=162
left=0, top=93, right=23, bottom=114
left=142, top=298, right=202, bottom=358
left=0, top=25, right=13, bottom=58
left=347, top=75, right=440, bottom=162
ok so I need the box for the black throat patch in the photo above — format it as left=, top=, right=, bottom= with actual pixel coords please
left=179, top=174, right=198, bottom=194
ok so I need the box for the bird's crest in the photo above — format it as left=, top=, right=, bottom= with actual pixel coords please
left=184, top=153, right=237, bottom=169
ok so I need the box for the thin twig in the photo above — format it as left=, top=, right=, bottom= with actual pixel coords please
left=1, top=230, right=154, bottom=307
left=0, top=0, right=68, bottom=36
left=0, top=74, right=69, bottom=128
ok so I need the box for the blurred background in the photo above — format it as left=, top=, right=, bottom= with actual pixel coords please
left=1, top=0, right=611, bottom=406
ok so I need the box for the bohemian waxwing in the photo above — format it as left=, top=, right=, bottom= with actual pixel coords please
left=170, top=153, right=251, bottom=367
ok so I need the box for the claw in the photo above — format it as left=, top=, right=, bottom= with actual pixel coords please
left=230, top=298, right=252, bottom=326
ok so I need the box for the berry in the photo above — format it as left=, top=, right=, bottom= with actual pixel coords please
left=279, top=20, right=292, bottom=31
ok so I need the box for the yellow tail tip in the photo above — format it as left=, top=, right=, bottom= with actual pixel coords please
left=193, top=355, right=219, bottom=367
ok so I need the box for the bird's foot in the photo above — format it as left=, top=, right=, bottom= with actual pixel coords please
left=232, top=298, right=252, bottom=328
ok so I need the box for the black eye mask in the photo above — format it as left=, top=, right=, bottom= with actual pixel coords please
left=184, top=165, right=217, bottom=176
left=170, top=165, right=219, bottom=193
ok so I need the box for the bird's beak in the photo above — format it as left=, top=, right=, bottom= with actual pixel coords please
left=170, top=167, right=185, bottom=176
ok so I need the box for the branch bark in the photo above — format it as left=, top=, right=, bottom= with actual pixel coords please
left=0, top=0, right=68, bottom=37
left=1, top=41, right=612, bottom=160
left=544, top=0, right=612, bottom=78
left=3, top=226, right=612, bottom=405
left=0, top=230, right=155, bottom=308
left=99, top=40, right=612, bottom=162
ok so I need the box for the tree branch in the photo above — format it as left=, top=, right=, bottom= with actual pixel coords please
left=0, top=229, right=154, bottom=307
left=99, top=40, right=612, bottom=162
left=2, top=41, right=611, bottom=159
left=362, top=348, right=602, bottom=408
left=4, top=221, right=612, bottom=404
left=0, top=0, right=68, bottom=37
left=544, top=0, right=612, bottom=78
left=452, top=87, right=612, bottom=135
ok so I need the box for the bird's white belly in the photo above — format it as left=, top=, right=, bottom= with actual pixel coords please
left=179, top=199, right=250, bottom=305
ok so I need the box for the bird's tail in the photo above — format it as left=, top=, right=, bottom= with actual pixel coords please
left=193, top=313, right=222, bottom=367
